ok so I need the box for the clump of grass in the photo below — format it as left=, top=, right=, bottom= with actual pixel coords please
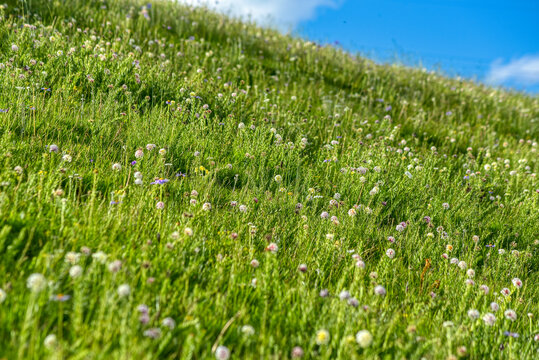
left=0, top=0, right=537, bottom=359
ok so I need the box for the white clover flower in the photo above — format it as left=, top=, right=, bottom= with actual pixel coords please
left=44, top=334, right=57, bottom=350
left=504, top=309, right=517, bottom=321
left=117, top=284, right=131, bottom=297
left=386, top=248, right=395, bottom=259
left=69, top=265, right=83, bottom=278
left=162, top=317, right=176, bottom=329
left=241, top=325, right=255, bottom=336
left=356, top=330, right=373, bottom=348
left=215, top=346, right=230, bottom=360
left=92, top=251, right=108, bottom=264
left=482, top=313, right=496, bottom=326
left=0, top=288, right=6, bottom=303
left=467, top=309, right=480, bottom=320
left=65, top=251, right=80, bottom=265
left=512, top=278, right=522, bottom=288
left=374, top=285, right=386, bottom=296
left=27, top=273, right=47, bottom=293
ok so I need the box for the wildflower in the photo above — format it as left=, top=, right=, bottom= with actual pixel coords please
left=135, top=149, right=144, bottom=158
left=250, top=259, right=259, bottom=268
left=467, top=309, right=480, bottom=320
left=112, top=163, right=122, bottom=171
left=490, top=302, right=500, bottom=312
left=146, top=144, right=156, bottom=151
left=65, top=252, right=81, bottom=264
left=348, top=208, right=357, bottom=217
left=482, top=313, right=496, bottom=326
left=512, top=278, right=522, bottom=288
left=241, top=325, right=255, bottom=336
left=356, top=329, right=373, bottom=348
left=27, top=273, right=47, bottom=293
left=479, top=285, right=490, bottom=294
left=266, top=243, right=278, bottom=253
left=143, top=328, right=162, bottom=339
left=62, top=154, right=72, bottom=162
left=14, top=166, right=23, bottom=175
left=291, top=346, right=304, bottom=358
left=49, top=144, right=59, bottom=152
left=369, top=186, right=379, bottom=196
left=92, top=251, right=108, bottom=264
left=320, top=211, right=329, bottom=219
left=315, top=329, right=330, bottom=345
left=202, top=203, right=212, bottom=211
left=44, top=334, right=57, bottom=350
left=298, top=264, right=307, bottom=273
left=374, top=285, right=386, bottom=296
left=51, top=293, right=71, bottom=302
left=386, top=248, right=395, bottom=259
left=117, top=284, right=131, bottom=297
left=184, top=227, right=193, bottom=236
left=442, top=203, right=450, bottom=209
left=159, top=148, right=166, bottom=155
left=388, top=236, right=395, bottom=243
left=69, top=265, right=83, bottom=278
left=339, top=290, right=351, bottom=300
left=466, top=269, right=475, bottom=278
left=500, top=288, right=510, bottom=297
left=504, top=309, right=517, bottom=321
left=162, top=317, right=176, bottom=329
left=458, top=261, right=467, bottom=270
left=239, top=205, right=247, bottom=212
left=274, top=175, right=282, bottom=183
left=156, top=201, right=165, bottom=210
left=108, top=260, right=122, bottom=273
left=215, top=346, right=230, bottom=360
left=0, top=288, right=6, bottom=303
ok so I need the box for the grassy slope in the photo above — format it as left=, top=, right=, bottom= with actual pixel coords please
left=0, top=0, right=538, bottom=359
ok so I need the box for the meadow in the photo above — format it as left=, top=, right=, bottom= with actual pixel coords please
left=0, top=0, right=537, bottom=358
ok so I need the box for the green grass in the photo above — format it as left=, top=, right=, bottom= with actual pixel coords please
left=0, top=0, right=538, bottom=359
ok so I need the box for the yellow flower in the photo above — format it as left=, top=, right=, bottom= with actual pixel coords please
left=316, top=329, right=330, bottom=345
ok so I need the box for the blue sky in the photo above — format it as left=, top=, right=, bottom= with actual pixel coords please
left=180, top=0, right=539, bottom=93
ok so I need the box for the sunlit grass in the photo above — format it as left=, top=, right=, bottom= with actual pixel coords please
left=0, top=0, right=537, bottom=359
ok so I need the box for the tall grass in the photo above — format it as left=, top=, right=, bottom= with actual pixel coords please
left=0, top=0, right=537, bottom=358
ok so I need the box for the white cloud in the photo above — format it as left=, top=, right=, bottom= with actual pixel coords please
left=178, top=0, right=341, bottom=30
left=486, top=55, right=539, bottom=86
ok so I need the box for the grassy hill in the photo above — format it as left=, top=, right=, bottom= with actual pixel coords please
left=0, top=0, right=537, bottom=358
